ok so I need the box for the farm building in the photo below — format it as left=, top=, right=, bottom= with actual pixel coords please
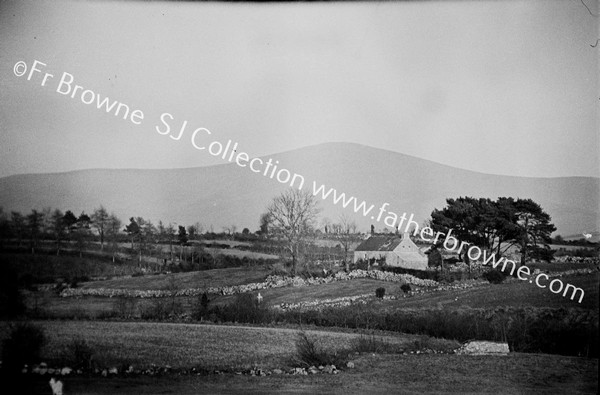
left=353, top=233, right=428, bottom=270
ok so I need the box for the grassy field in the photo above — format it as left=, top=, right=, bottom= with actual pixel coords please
left=29, top=275, right=598, bottom=326
left=79, top=266, right=273, bottom=291
left=1, top=321, right=597, bottom=394
left=388, top=274, right=599, bottom=311
left=0, top=321, right=453, bottom=370
left=213, top=272, right=599, bottom=311
left=0, top=252, right=138, bottom=281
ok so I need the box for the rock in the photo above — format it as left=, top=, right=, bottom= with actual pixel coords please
left=109, top=367, right=118, bottom=375
left=60, top=367, right=72, bottom=375
left=273, top=369, right=283, bottom=375
left=456, top=341, right=510, bottom=355
left=48, top=368, right=56, bottom=374
left=101, top=369, right=108, bottom=377
left=292, top=367, right=307, bottom=375
left=346, top=361, right=355, bottom=369
left=126, top=365, right=134, bottom=374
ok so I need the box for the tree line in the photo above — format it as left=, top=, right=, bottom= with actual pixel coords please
left=429, top=196, right=557, bottom=266
left=0, top=206, right=122, bottom=257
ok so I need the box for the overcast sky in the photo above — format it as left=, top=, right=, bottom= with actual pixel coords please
left=1, top=0, right=598, bottom=179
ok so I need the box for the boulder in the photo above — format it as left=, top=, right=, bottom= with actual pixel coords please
left=60, top=367, right=72, bottom=376
left=456, top=341, right=509, bottom=355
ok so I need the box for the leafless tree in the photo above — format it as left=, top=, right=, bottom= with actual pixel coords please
left=91, top=205, right=109, bottom=250
left=338, top=214, right=358, bottom=264
left=265, top=188, right=320, bottom=275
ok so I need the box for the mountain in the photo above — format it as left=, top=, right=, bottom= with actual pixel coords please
left=0, top=142, right=597, bottom=235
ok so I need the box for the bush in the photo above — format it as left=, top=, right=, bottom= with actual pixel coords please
left=140, top=298, right=182, bottom=320
left=375, top=287, right=385, bottom=299
left=1, top=322, right=46, bottom=374
left=193, top=292, right=211, bottom=320
left=294, top=331, right=349, bottom=367
left=482, top=269, right=507, bottom=284
left=219, top=293, right=271, bottom=324
left=400, top=283, right=411, bottom=294
left=113, top=298, right=138, bottom=319
left=351, top=334, right=390, bottom=353
left=64, top=337, right=95, bottom=370
left=270, top=262, right=290, bottom=276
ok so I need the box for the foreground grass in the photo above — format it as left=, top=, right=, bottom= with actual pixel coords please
left=0, top=321, right=453, bottom=371
left=14, top=352, right=599, bottom=394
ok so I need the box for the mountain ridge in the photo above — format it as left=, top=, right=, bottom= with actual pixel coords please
left=0, top=142, right=597, bottom=235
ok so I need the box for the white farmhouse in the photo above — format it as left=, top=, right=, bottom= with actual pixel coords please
left=353, top=232, right=428, bottom=270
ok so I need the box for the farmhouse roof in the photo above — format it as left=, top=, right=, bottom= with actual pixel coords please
left=354, top=235, right=401, bottom=252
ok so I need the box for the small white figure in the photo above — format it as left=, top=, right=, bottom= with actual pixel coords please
left=49, top=378, right=63, bottom=395
left=257, top=292, right=263, bottom=304
left=582, top=233, right=592, bottom=239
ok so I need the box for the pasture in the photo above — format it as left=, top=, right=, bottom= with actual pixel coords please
left=78, top=266, right=272, bottom=291
left=0, top=321, right=596, bottom=394
left=0, top=321, right=451, bottom=370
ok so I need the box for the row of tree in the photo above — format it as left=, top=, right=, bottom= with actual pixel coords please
left=1, top=193, right=557, bottom=273
left=429, top=197, right=556, bottom=265
left=0, top=206, right=122, bottom=256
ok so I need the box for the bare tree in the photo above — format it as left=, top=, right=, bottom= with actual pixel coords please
left=50, top=209, right=65, bottom=255
left=321, top=217, right=332, bottom=234
left=338, top=213, right=358, bottom=269
left=223, top=225, right=237, bottom=238
left=106, top=214, right=122, bottom=263
left=194, top=221, right=204, bottom=236
left=265, top=188, right=320, bottom=275
left=26, top=209, right=44, bottom=254
left=91, top=205, right=109, bottom=251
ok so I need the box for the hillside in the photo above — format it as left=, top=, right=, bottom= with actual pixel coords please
left=0, top=142, right=597, bottom=235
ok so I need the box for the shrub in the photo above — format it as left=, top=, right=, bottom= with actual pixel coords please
left=482, top=269, right=507, bottom=284
left=201, top=292, right=210, bottom=310
left=400, top=283, right=412, bottom=294
left=113, top=298, right=138, bottom=319
left=270, top=262, right=290, bottom=276
left=1, top=322, right=46, bottom=374
left=294, top=331, right=349, bottom=367
left=140, top=298, right=182, bottom=320
left=193, top=292, right=211, bottom=320
left=219, top=293, right=271, bottom=324
left=375, top=287, right=385, bottom=299
left=64, top=337, right=95, bottom=370
left=351, top=334, right=390, bottom=353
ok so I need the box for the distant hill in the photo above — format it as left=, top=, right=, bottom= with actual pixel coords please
left=0, top=142, right=597, bottom=236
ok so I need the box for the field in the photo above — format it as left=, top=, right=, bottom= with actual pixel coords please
left=4, top=248, right=599, bottom=394
left=0, top=321, right=596, bottom=394
left=27, top=264, right=599, bottom=322
left=78, top=266, right=273, bottom=291
left=0, top=321, right=451, bottom=370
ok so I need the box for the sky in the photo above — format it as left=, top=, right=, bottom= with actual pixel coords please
left=0, top=0, right=598, bottom=179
